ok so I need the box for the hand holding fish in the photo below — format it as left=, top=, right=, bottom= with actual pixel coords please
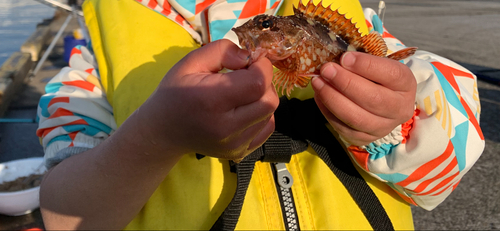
left=138, top=39, right=279, bottom=161
left=232, top=1, right=418, bottom=146
left=232, top=1, right=417, bottom=96
left=312, top=51, right=417, bottom=146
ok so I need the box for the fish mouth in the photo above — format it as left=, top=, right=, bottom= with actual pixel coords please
left=231, top=27, right=292, bottom=62
left=232, top=27, right=267, bottom=62
left=231, top=27, right=258, bottom=52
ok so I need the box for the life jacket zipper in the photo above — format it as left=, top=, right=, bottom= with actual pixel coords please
left=272, top=163, right=300, bottom=231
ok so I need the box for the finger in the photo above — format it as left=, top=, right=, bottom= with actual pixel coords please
left=340, top=52, right=416, bottom=92
left=181, top=55, right=274, bottom=111
left=311, top=77, right=395, bottom=137
left=217, top=57, right=275, bottom=106
left=232, top=83, right=279, bottom=128
left=222, top=115, right=275, bottom=161
left=213, top=84, right=277, bottom=146
left=319, top=62, right=405, bottom=118
left=171, top=39, right=250, bottom=76
left=315, top=98, right=378, bottom=146
left=248, top=115, right=275, bottom=151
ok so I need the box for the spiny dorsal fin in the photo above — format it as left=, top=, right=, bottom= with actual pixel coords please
left=387, top=47, right=418, bottom=60
left=294, top=0, right=362, bottom=44
left=355, top=31, right=388, bottom=57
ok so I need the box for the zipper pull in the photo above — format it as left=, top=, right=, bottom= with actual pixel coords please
left=274, top=163, right=294, bottom=189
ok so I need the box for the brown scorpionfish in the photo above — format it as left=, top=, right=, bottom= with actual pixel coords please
left=232, top=1, right=417, bottom=96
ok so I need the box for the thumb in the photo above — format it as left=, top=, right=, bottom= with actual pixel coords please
left=172, top=39, right=250, bottom=76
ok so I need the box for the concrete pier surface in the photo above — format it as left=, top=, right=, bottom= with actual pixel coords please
left=1, top=0, right=499, bottom=229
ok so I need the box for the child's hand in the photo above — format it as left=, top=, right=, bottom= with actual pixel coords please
left=312, top=52, right=417, bottom=146
left=138, top=39, right=279, bottom=160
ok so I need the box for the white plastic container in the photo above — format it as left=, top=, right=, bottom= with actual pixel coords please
left=0, top=157, right=46, bottom=216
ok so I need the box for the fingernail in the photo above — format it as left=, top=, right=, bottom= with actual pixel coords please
left=237, top=49, right=251, bottom=63
left=320, top=63, right=337, bottom=81
left=341, top=52, right=356, bottom=67
left=311, top=77, right=325, bottom=90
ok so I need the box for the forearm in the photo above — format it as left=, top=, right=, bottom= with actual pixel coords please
left=38, top=39, right=278, bottom=229
left=40, top=110, right=184, bottom=230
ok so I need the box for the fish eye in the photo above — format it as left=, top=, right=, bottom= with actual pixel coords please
left=261, top=20, right=273, bottom=29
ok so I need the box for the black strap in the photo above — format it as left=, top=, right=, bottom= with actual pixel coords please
left=210, top=97, right=394, bottom=231
left=304, top=122, right=395, bottom=231
left=210, top=149, right=262, bottom=231
left=261, top=131, right=292, bottom=163
left=210, top=130, right=308, bottom=231
left=283, top=98, right=394, bottom=231
left=309, top=139, right=394, bottom=231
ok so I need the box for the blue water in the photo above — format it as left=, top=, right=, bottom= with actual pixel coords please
left=0, top=0, right=55, bottom=65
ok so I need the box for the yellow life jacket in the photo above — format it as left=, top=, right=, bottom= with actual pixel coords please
left=82, top=0, right=414, bottom=229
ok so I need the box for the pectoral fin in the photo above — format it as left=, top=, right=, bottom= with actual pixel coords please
left=274, top=70, right=311, bottom=96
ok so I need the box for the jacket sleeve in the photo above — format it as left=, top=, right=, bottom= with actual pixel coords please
left=36, top=45, right=117, bottom=169
left=345, top=8, right=485, bottom=210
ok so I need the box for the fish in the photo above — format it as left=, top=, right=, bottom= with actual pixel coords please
left=232, top=0, right=418, bottom=96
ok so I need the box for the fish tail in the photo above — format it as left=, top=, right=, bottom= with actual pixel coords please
left=387, top=47, right=418, bottom=60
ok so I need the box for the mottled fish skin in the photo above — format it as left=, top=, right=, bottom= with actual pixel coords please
left=232, top=1, right=417, bottom=96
